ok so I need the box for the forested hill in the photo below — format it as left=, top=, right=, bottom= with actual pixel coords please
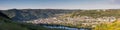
left=0, top=9, right=77, bottom=21
left=0, top=11, right=10, bottom=19
left=0, top=11, right=65, bottom=30
left=0, top=11, right=28, bottom=30
left=1, top=9, right=120, bottom=29
left=1, top=9, right=120, bottom=22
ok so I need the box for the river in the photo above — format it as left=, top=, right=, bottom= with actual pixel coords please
left=43, top=25, right=91, bottom=30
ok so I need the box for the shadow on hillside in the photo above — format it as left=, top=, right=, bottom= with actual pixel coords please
left=0, top=9, right=79, bottom=21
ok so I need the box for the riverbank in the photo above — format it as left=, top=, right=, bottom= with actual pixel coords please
left=37, top=24, right=92, bottom=30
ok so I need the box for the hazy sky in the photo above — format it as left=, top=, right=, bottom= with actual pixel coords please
left=0, top=0, right=120, bottom=10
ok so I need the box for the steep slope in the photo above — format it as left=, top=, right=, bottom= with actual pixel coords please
left=1, top=9, right=75, bottom=22
left=0, top=11, right=65, bottom=30
left=0, top=11, right=29, bottom=30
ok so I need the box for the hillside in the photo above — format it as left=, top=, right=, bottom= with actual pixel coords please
left=94, top=20, right=120, bottom=30
left=0, top=11, right=28, bottom=30
left=67, top=9, right=120, bottom=18
left=0, top=9, right=76, bottom=22
left=1, top=9, right=120, bottom=30
left=0, top=11, right=65, bottom=30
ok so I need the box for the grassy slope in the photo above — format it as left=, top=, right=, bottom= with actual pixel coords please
left=93, top=20, right=120, bottom=30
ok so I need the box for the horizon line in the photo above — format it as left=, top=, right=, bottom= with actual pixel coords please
left=0, top=8, right=120, bottom=10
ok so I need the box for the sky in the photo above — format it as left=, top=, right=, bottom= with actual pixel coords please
left=0, top=0, right=120, bottom=10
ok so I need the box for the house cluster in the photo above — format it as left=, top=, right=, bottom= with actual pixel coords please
left=61, top=16, right=116, bottom=26
left=26, top=16, right=116, bottom=27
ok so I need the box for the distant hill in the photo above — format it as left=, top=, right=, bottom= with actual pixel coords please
left=66, top=9, right=120, bottom=18
left=0, top=10, right=64, bottom=30
left=1, top=9, right=120, bottom=22
left=0, top=9, right=77, bottom=22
